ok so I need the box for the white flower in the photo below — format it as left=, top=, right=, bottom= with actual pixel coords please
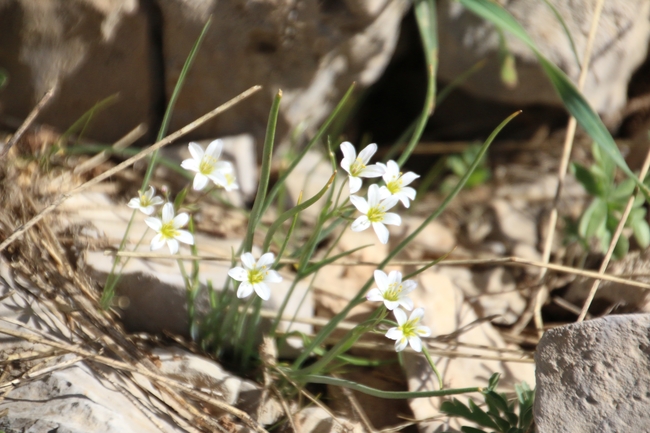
left=219, top=162, right=239, bottom=192
left=228, top=252, right=283, bottom=301
left=340, top=141, right=384, bottom=194
left=386, top=308, right=431, bottom=352
left=144, top=203, right=194, bottom=254
left=350, top=184, right=401, bottom=244
left=127, top=186, right=164, bottom=215
left=377, top=160, right=419, bottom=208
left=367, top=270, right=416, bottom=311
left=181, top=140, right=231, bottom=191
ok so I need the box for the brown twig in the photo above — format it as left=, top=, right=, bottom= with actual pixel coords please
left=0, top=87, right=56, bottom=158
left=517, top=0, right=606, bottom=337
left=0, top=85, right=261, bottom=253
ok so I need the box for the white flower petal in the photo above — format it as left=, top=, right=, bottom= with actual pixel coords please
left=205, top=139, right=223, bottom=158
left=398, top=194, right=411, bottom=208
left=359, top=164, right=384, bottom=178
left=393, top=308, right=407, bottom=325
left=410, top=307, right=425, bottom=322
left=402, top=280, right=417, bottom=293
left=162, top=203, right=174, bottom=222
left=416, top=325, right=432, bottom=337
left=358, top=143, right=377, bottom=164
left=181, top=159, right=200, bottom=172
left=167, top=239, right=179, bottom=254
left=127, top=197, right=141, bottom=209
left=366, top=288, right=385, bottom=302
left=384, top=300, right=401, bottom=310
left=188, top=142, right=204, bottom=161
left=150, top=234, right=166, bottom=251
left=253, top=282, right=271, bottom=301
left=378, top=186, right=391, bottom=200
left=385, top=327, right=402, bottom=340
left=141, top=205, right=155, bottom=216
left=351, top=216, right=371, bottom=232
left=380, top=195, right=399, bottom=211
left=372, top=222, right=389, bottom=244
left=381, top=213, right=401, bottom=226
left=228, top=267, right=247, bottom=281
left=265, top=270, right=283, bottom=283
left=174, top=230, right=194, bottom=245
left=409, top=336, right=423, bottom=352
left=348, top=176, right=362, bottom=194
left=401, top=172, right=420, bottom=185
left=387, top=270, right=401, bottom=285
left=340, top=141, right=356, bottom=163
left=257, top=252, right=275, bottom=268
left=386, top=160, right=400, bottom=176
left=395, top=338, right=408, bottom=352
left=402, top=187, right=417, bottom=200
left=399, top=297, right=414, bottom=311
left=145, top=217, right=162, bottom=232
left=193, top=173, right=209, bottom=191
left=350, top=195, right=369, bottom=214
left=237, top=282, right=254, bottom=299
left=373, top=270, right=389, bottom=290
left=241, top=252, right=256, bottom=270
left=172, top=213, right=189, bottom=229
left=367, top=184, right=380, bottom=206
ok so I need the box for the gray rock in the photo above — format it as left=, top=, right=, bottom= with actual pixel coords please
left=535, top=314, right=650, bottom=433
left=437, top=0, right=650, bottom=119
left=0, top=0, right=409, bottom=146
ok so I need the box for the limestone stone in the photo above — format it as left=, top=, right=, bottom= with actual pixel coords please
left=437, top=0, right=650, bottom=119
left=535, top=314, right=650, bottom=432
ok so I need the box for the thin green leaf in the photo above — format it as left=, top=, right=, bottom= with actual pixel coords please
left=303, top=244, right=371, bottom=275
left=458, top=0, right=649, bottom=198
left=263, top=173, right=335, bottom=252
left=299, top=375, right=481, bottom=399
left=541, top=0, right=581, bottom=68
left=262, top=83, right=356, bottom=215
left=460, top=427, right=488, bottom=433
left=468, top=399, right=499, bottom=429
left=243, top=90, right=282, bottom=252
left=488, top=373, right=500, bottom=391
left=397, top=0, right=438, bottom=167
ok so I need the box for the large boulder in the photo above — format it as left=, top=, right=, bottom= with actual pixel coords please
left=437, top=0, right=650, bottom=120
left=0, top=0, right=409, bottom=145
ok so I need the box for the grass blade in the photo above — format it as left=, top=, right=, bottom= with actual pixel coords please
left=458, top=0, right=649, bottom=197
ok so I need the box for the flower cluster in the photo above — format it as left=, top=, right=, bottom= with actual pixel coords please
left=340, top=142, right=419, bottom=244
left=228, top=252, right=283, bottom=301
left=367, top=270, right=431, bottom=353
left=127, top=140, right=241, bottom=255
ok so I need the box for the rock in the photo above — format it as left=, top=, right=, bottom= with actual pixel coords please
left=0, top=0, right=156, bottom=143
left=293, top=406, right=362, bottom=433
left=405, top=271, right=535, bottom=433
left=535, top=314, right=650, bottom=433
left=0, top=0, right=410, bottom=146
left=491, top=199, right=538, bottom=248
left=437, top=0, right=650, bottom=119
left=391, top=216, right=457, bottom=256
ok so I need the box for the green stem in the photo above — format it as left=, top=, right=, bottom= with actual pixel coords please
left=423, top=345, right=444, bottom=390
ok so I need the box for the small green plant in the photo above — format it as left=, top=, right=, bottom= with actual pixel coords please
left=441, top=143, right=491, bottom=193
left=571, top=143, right=650, bottom=259
left=441, top=373, right=534, bottom=433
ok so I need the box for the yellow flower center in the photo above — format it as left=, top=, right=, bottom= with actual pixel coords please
left=399, top=319, right=419, bottom=338
left=386, top=178, right=403, bottom=194
left=366, top=206, right=385, bottom=223
left=350, top=157, right=366, bottom=177
left=199, top=155, right=218, bottom=175
left=383, top=282, right=403, bottom=301
left=139, top=193, right=152, bottom=206
left=159, top=222, right=179, bottom=240
left=248, top=268, right=265, bottom=285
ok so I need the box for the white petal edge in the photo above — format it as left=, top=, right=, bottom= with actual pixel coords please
left=241, top=252, right=256, bottom=269
left=193, top=173, right=209, bottom=191
left=373, top=270, right=389, bottom=290
left=350, top=195, right=369, bottom=214
left=228, top=267, right=247, bottom=281
left=257, top=252, right=275, bottom=268
left=265, top=270, right=283, bottom=283
left=254, top=282, right=271, bottom=301
left=381, top=213, right=401, bottom=227
left=348, top=176, right=362, bottom=194
left=150, top=234, right=166, bottom=250
left=167, top=239, right=179, bottom=254
left=372, top=222, right=389, bottom=244
left=237, top=282, right=254, bottom=299
left=188, top=142, right=204, bottom=161
left=351, top=216, right=371, bottom=232
left=340, top=141, right=356, bottom=162
left=162, top=203, right=174, bottom=222
left=393, top=308, right=407, bottom=325
left=145, top=217, right=162, bottom=232
left=174, top=230, right=194, bottom=245
left=358, top=143, right=377, bottom=164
